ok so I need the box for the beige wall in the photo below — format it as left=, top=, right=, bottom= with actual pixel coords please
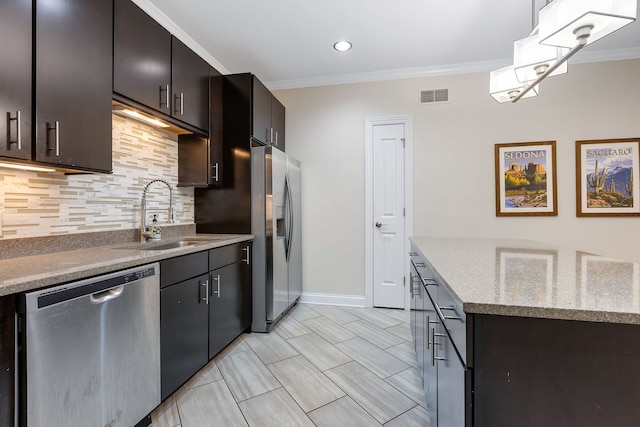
left=275, top=58, right=640, bottom=298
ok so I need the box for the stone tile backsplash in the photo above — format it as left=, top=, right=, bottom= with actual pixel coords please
left=0, top=115, right=195, bottom=239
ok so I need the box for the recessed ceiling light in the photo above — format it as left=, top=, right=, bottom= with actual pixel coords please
left=333, top=40, right=352, bottom=52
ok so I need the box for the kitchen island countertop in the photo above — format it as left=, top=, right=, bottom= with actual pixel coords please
left=411, top=236, right=640, bottom=325
left=0, top=234, right=253, bottom=297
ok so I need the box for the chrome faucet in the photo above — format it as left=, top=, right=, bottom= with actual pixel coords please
left=140, top=179, right=174, bottom=242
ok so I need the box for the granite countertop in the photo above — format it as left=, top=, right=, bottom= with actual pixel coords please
left=0, top=234, right=253, bottom=297
left=410, top=237, right=640, bottom=325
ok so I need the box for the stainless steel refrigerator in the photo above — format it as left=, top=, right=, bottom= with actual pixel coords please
left=251, top=145, right=302, bottom=332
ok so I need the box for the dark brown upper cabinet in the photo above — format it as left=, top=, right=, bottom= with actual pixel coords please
left=114, top=0, right=210, bottom=134
left=251, top=76, right=285, bottom=151
left=271, top=96, right=285, bottom=151
left=0, top=0, right=32, bottom=162
left=251, top=77, right=272, bottom=146
left=224, top=74, right=285, bottom=151
left=34, top=0, right=113, bottom=172
left=178, top=68, right=223, bottom=188
left=171, top=37, right=210, bottom=132
left=113, top=0, right=172, bottom=115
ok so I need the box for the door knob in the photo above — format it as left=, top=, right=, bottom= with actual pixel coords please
left=375, top=222, right=387, bottom=228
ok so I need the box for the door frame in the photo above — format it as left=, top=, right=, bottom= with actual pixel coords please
left=364, top=116, right=414, bottom=309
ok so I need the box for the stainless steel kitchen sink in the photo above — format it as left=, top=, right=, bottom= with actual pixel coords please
left=111, top=237, right=224, bottom=251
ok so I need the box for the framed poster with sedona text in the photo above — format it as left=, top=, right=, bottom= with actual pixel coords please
left=576, top=138, right=640, bottom=217
left=495, top=141, right=557, bottom=216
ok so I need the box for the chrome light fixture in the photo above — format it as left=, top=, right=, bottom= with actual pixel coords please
left=513, top=33, right=568, bottom=82
left=490, top=0, right=637, bottom=103
left=490, top=65, right=539, bottom=103
left=538, top=0, right=637, bottom=48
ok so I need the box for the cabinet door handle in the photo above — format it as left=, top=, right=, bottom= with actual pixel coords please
left=200, top=280, right=209, bottom=304
left=211, top=274, right=221, bottom=298
left=174, top=93, right=184, bottom=115
left=47, top=121, right=60, bottom=157
left=160, top=85, right=170, bottom=110
left=274, top=130, right=278, bottom=146
left=242, top=246, right=250, bottom=265
left=431, top=327, right=447, bottom=366
left=270, top=128, right=273, bottom=145
left=430, top=327, right=436, bottom=366
left=8, top=111, right=22, bottom=150
left=212, top=162, right=219, bottom=183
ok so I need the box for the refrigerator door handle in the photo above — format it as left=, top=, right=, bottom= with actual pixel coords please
left=283, top=177, right=290, bottom=261
left=286, top=174, right=294, bottom=262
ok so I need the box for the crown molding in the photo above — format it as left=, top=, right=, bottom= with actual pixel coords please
left=267, top=47, right=640, bottom=90
left=265, top=60, right=508, bottom=90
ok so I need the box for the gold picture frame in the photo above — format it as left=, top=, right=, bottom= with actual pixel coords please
left=494, top=141, right=558, bottom=216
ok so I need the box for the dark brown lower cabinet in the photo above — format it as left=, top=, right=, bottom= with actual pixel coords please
left=160, top=273, right=209, bottom=401
left=208, top=242, right=252, bottom=358
left=473, top=315, right=640, bottom=427
left=0, top=296, right=16, bottom=427
left=160, top=242, right=251, bottom=401
left=208, top=262, right=242, bottom=358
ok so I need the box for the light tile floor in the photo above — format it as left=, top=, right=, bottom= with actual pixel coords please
left=150, top=303, right=431, bottom=427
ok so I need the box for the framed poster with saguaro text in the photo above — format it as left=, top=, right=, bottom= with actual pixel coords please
left=576, top=138, right=640, bottom=217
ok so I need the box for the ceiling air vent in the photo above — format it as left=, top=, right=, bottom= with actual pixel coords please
left=420, top=89, right=449, bottom=104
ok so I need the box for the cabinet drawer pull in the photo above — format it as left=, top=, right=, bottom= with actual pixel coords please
left=47, top=121, right=60, bottom=156
left=435, top=304, right=462, bottom=321
left=422, top=277, right=438, bottom=287
left=242, top=246, right=250, bottom=265
left=8, top=111, right=22, bottom=150
left=211, top=274, right=221, bottom=298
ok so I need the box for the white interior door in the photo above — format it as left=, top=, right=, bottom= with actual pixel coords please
left=372, top=123, right=406, bottom=308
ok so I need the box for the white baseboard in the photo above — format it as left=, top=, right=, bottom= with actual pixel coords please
left=299, top=292, right=366, bottom=307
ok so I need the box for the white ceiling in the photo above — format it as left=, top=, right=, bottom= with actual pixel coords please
left=139, top=0, right=640, bottom=89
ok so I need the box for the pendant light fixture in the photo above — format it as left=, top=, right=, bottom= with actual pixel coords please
left=538, top=0, right=637, bottom=49
left=513, top=33, right=568, bottom=83
left=490, top=0, right=637, bottom=103
left=490, top=65, right=539, bottom=103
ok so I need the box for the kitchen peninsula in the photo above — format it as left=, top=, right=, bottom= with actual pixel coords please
left=410, top=237, right=640, bottom=427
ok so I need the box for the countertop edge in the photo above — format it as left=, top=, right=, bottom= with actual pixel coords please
left=0, top=234, right=253, bottom=297
left=410, top=236, right=640, bottom=326
left=463, top=302, right=640, bottom=325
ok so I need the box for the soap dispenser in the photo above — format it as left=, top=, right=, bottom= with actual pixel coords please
left=150, top=214, right=161, bottom=240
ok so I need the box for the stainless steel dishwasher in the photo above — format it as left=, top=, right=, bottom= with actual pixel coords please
left=17, top=263, right=161, bottom=427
